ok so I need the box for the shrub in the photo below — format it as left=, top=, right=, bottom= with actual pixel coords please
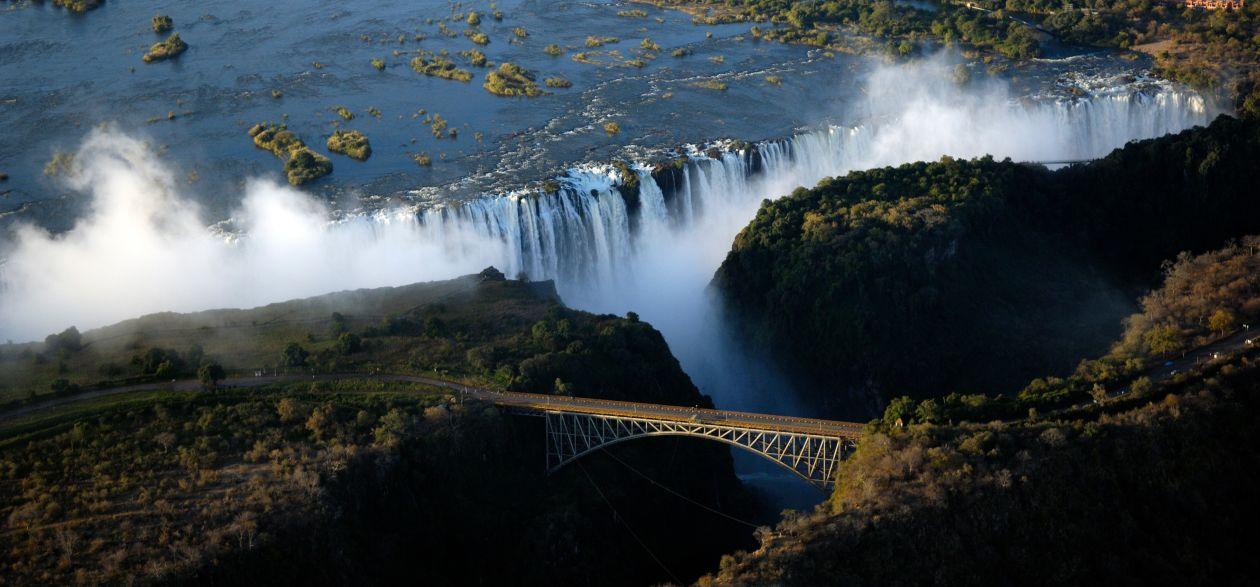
left=461, top=49, right=488, bottom=67
left=370, top=58, right=385, bottom=71
left=326, top=130, right=372, bottom=161
left=483, top=63, right=545, bottom=97
left=585, top=36, right=618, bottom=48
left=544, top=44, right=564, bottom=56
left=151, top=14, right=173, bottom=33
left=693, top=80, right=728, bottom=91
left=602, top=121, right=620, bottom=135
left=410, top=53, right=473, bottom=82
left=544, top=77, right=572, bottom=88
left=143, top=33, right=188, bottom=63
left=248, top=123, right=333, bottom=185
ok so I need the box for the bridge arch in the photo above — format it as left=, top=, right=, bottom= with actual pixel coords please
left=543, top=411, right=854, bottom=489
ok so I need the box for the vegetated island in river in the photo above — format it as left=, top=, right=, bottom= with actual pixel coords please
left=326, top=130, right=372, bottom=161
left=142, top=33, right=188, bottom=63
left=247, top=123, right=333, bottom=185
left=483, top=63, right=546, bottom=96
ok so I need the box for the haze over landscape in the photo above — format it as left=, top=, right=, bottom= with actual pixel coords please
left=1, top=0, right=1258, bottom=584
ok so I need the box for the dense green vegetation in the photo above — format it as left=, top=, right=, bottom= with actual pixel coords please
left=326, top=130, right=371, bottom=161
left=461, top=48, right=488, bottom=67
left=142, top=32, right=187, bottom=63
left=410, top=51, right=474, bottom=82
left=705, top=349, right=1260, bottom=584
left=0, top=271, right=708, bottom=408
left=246, top=123, right=333, bottom=185
left=586, top=35, right=620, bottom=47
left=483, top=63, right=545, bottom=96
left=545, top=76, right=573, bottom=88
left=714, top=116, right=1260, bottom=415
left=0, top=383, right=752, bottom=584
left=652, top=0, right=1260, bottom=102
left=150, top=14, right=172, bottom=33
left=702, top=238, right=1260, bottom=584
left=0, top=273, right=757, bottom=584
left=46, top=0, right=101, bottom=13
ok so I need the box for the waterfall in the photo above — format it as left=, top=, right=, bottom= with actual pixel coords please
left=405, top=81, right=1212, bottom=299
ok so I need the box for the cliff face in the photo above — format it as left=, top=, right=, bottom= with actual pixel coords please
left=711, top=115, right=1260, bottom=416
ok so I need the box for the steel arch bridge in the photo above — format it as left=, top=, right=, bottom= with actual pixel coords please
left=540, top=410, right=859, bottom=489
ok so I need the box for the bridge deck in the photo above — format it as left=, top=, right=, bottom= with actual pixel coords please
left=464, top=388, right=866, bottom=438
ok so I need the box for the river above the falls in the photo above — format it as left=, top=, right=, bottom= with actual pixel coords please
left=0, top=0, right=1193, bottom=225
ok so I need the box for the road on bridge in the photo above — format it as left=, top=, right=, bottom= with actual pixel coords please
left=0, top=371, right=866, bottom=438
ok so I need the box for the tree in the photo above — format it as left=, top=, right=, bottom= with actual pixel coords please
left=282, top=342, right=309, bottom=368
left=915, top=398, right=943, bottom=424
left=49, top=378, right=79, bottom=396
left=1208, top=308, right=1238, bottom=335
left=198, top=362, right=226, bottom=391
left=373, top=408, right=412, bottom=447
left=330, top=312, right=348, bottom=337
left=1144, top=325, right=1184, bottom=356
left=882, top=396, right=916, bottom=429
left=44, top=326, right=82, bottom=353
left=336, top=332, right=362, bottom=355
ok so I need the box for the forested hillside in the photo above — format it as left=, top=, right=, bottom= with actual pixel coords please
left=714, top=115, right=1260, bottom=415
left=0, top=273, right=757, bottom=585
left=702, top=238, right=1260, bottom=585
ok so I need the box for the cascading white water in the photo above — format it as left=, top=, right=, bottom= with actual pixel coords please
left=410, top=81, right=1213, bottom=306
left=388, top=78, right=1215, bottom=415
left=0, top=70, right=1217, bottom=415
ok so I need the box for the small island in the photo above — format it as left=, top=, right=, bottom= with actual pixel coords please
left=50, top=0, right=102, bottom=13
left=326, top=130, right=372, bottom=161
left=411, top=52, right=473, bottom=82
left=247, top=123, right=333, bottom=186
left=483, top=63, right=545, bottom=97
left=142, top=33, right=188, bottom=63
left=151, top=14, right=173, bottom=33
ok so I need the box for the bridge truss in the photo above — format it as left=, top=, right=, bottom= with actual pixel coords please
left=542, top=411, right=856, bottom=489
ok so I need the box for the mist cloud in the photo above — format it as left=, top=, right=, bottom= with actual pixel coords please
left=0, top=130, right=502, bottom=341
